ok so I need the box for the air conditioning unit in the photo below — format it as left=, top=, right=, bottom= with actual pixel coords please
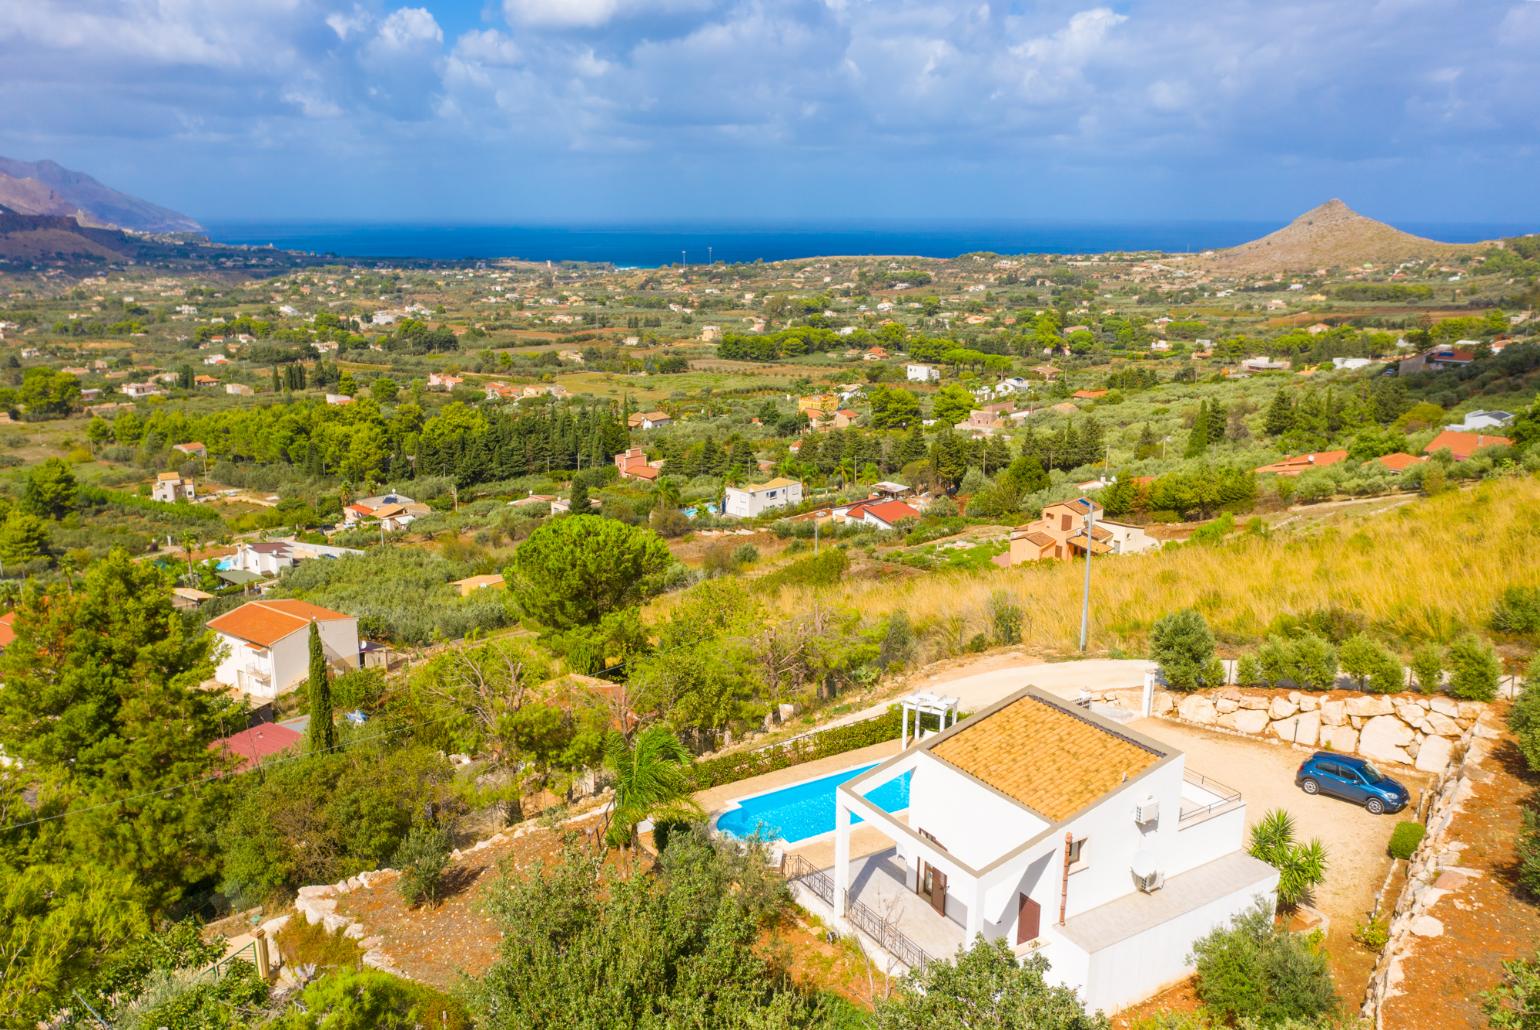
left=1134, top=870, right=1165, bottom=893
left=1132, top=848, right=1162, bottom=893
left=1134, top=797, right=1160, bottom=825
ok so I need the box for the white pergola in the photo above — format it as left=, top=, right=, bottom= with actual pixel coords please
left=900, top=691, right=960, bottom=748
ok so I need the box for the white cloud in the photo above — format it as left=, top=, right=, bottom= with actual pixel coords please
left=325, top=5, right=370, bottom=41
left=501, top=0, right=715, bottom=30
left=454, top=28, right=521, bottom=66
left=371, top=7, right=443, bottom=52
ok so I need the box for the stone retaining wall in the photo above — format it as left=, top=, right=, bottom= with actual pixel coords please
left=1151, top=687, right=1484, bottom=773
left=1359, top=710, right=1497, bottom=1026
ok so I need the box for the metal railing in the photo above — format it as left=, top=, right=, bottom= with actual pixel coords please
left=780, top=853, right=933, bottom=971
left=1179, top=770, right=1244, bottom=826
left=844, top=895, right=934, bottom=971
left=782, top=852, right=833, bottom=906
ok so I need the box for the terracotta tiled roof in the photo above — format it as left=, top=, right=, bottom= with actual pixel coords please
left=207, top=599, right=353, bottom=647
left=860, top=499, right=920, bottom=525
left=1422, top=430, right=1512, bottom=460
left=1254, top=449, right=1349, bottom=475
left=0, top=611, right=14, bottom=650
left=929, top=693, right=1165, bottom=821
left=213, top=722, right=302, bottom=772
left=1376, top=452, right=1426, bottom=471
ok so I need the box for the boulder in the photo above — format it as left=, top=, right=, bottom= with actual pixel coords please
left=1270, top=716, right=1300, bottom=743
left=1152, top=691, right=1176, bottom=716
left=1299, top=695, right=1320, bottom=712
left=1294, top=710, right=1322, bottom=748
left=1232, top=708, right=1272, bottom=735
left=1458, top=702, right=1485, bottom=722
left=1217, top=687, right=1242, bottom=701
left=1424, top=711, right=1462, bottom=737
left=1216, top=697, right=1240, bottom=714
left=1321, top=725, right=1359, bottom=753
left=1395, top=702, right=1428, bottom=729
left=1429, top=697, right=1460, bottom=718
left=1409, top=915, right=1444, bottom=938
left=1178, top=695, right=1218, bottom=725
left=1239, top=694, right=1271, bottom=710
left=1319, top=699, right=1346, bottom=726
left=1271, top=696, right=1299, bottom=720
left=1346, top=695, right=1394, bottom=718
left=1415, top=734, right=1455, bottom=773
left=1359, top=714, right=1416, bottom=765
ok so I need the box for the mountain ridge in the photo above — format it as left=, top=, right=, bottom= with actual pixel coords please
left=0, top=155, right=203, bottom=234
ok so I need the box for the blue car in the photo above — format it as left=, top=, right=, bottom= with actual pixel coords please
left=1295, top=752, right=1409, bottom=815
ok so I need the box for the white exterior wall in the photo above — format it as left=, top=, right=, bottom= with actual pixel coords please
left=1168, top=807, right=1247, bottom=878
left=212, top=619, right=359, bottom=699
left=906, top=364, right=939, bottom=382
left=907, top=755, right=1048, bottom=870
left=723, top=482, right=803, bottom=518
left=1079, top=870, right=1278, bottom=1014
left=1100, top=521, right=1160, bottom=555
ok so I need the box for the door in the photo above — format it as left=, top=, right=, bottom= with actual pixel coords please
left=919, top=861, right=947, bottom=917
left=1017, top=894, right=1041, bottom=945
left=1336, top=767, right=1368, bottom=803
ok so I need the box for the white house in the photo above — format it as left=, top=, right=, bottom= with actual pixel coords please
left=907, top=363, right=940, bottom=383
left=723, top=477, right=804, bottom=518
left=344, top=492, right=428, bottom=531
left=207, top=599, right=360, bottom=699
left=152, top=472, right=195, bottom=503
left=1098, top=520, right=1162, bottom=555
left=122, top=382, right=163, bottom=399
left=822, top=687, right=1276, bottom=1014
left=226, top=541, right=296, bottom=578
left=1330, top=357, right=1372, bottom=370
left=1445, top=409, right=1514, bottom=433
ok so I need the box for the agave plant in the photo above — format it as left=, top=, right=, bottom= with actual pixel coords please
left=1249, top=807, right=1328, bottom=909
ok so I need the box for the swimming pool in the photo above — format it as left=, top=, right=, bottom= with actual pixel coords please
left=715, top=763, right=911, bottom=844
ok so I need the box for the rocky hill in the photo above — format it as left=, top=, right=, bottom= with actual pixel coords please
left=1202, top=199, right=1487, bottom=274
left=0, top=155, right=202, bottom=234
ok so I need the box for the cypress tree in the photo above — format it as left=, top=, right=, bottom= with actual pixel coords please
left=305, top=621, right=335, bottom=753
left=568, top=478, right=592, bottom=514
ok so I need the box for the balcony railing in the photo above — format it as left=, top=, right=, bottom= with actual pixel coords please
left=1179, top=770, right=1244, bottom=826
left=781, top=853, right=933, bottom=971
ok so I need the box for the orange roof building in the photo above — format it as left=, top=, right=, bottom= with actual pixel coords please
left=1376, top=452, right=1426, bottom=472
left=1422, top=430, right=1512, bottom=461
left=207, top=599, right=360, bottom=698
left=1253, top=449, right=1349, bottom=476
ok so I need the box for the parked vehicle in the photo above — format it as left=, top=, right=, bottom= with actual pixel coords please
left=1295, top=752, right=1409, bottom=814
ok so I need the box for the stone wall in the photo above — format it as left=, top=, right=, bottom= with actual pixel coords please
left=1152, top=687, right=1485, bottom=774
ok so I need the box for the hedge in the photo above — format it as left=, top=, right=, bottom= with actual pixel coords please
left=688, top=706, right=913, bottom=792
left=1388, top=821, right=1426, bottom=860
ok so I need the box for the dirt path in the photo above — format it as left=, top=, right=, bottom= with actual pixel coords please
left=1380, top=720, right=1540, bottom=1029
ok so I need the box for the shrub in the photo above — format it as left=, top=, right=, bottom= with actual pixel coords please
left=393, top=822, right=454, bottom=908
left=272, top=966, right=471, bottom=1029
left=1518, top=807, right=1540, bottom=899
left=686, top=706, right=908, bottom=791
left=1151, top=609, right=1225, bottom=691
left=1483, top=950, right=1540, bottom=1030
left=1190, top=903, right=1338, bottom=1024
left=1339, top=634, right=1401, bottom=694
left=987, top=590, right=1024, bottom=646
left=1492, top=586, right=1540, bottom=635
left=1445, top=634, right=1500, bottom=701
left=1289, top=634, right=1339, bottom=691
left=1509, top=658, right=1540, bottom=774
left=1353, top=915, right=1389, bottom=951
left=1410, top=644, right=1443, bottom=694
left=1235, top=653, right=1262, bottom=687
left=1387, top=821, right=1426, bottom=860
left=273, top=918, right=364, bottom=970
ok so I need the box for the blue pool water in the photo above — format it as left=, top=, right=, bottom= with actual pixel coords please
left=716, top=763, right=912, bottom=844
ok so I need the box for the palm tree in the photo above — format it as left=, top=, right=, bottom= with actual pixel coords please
left=602, top=725, right=699, bottom=850
left=1248, top=808, right=1327, bottom=909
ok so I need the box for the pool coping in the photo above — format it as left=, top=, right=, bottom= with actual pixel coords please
left=710, top=760, right=911, bottom=847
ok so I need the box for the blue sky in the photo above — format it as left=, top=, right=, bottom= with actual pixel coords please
left=2, top=0, right=1537, bottom=225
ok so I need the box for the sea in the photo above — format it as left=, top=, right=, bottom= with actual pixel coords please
left=203, top=220, right=1528, bottom=268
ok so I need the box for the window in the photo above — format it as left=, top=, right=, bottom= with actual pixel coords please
left=1067, top=836, right=1088, bottom=871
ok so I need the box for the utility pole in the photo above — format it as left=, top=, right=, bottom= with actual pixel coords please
left=1079, top=504, right=1097, bottom=653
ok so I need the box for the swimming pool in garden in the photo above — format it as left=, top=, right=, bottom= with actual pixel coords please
left=715, top=763, right=912, bottom=844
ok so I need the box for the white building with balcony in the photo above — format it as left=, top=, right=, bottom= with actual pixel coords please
left=815, top=686, right=1276, bottom=1015
left=207, top=599, right=360, bottom=699
left=723, top=477, right=803, bottom=519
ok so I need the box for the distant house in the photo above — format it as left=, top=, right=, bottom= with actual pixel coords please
left=614, top=447, right=664, bottom=482
left=173, top=442, right=207, bottom=458
left=1422, top=430, right=1512, bottom=461
left=955, top=411, right=1006, bottom=437
left=906, top=363, right=940, bottom=383
left=122, top=381, right=162, bottom=399
left=1001, top=497, right=1155, bottom=564
left=1330, top=357, right=1372, bottom=370
left=1253, top=450, right=1349, bottom=476
left=227, top=541, right=296, bottom=578
left=863, top=346, right=889, bottom=361
left=723, top=477, right=804, bottom=518
left=993, top=376, right=1031, bottom=396
left=427, top=372, right=463, bottom=391
left=207, top=598, right=360, bottom=698
left=452, top=573, right=506, bottom=596
left=1398, top=346, right=1476, bottom=375
left=344, top=492, right=429, bottom=531
left=627, top=410, right=672, bottom=430
left=0, top=611, right=15, bottom=652
left=1376, top=452, right=1426, bottom=472
left=844, top=498, right=921, bottom=530
left=325, top=393, right=353, bottom=406
left=152, top=472, right=195, bottom=503
left=203, top=354, right=229, bottom=366
left=194, top=374, right=220, bottom=388
left=225, top=383, right=253, bottom=397
left=211, top=722, right=303, bottom=773
left=798, top=393, right=838, bottom=415
left=1444, top=410, right=1514, bottom=433
left=171, top=587, right=213, bottom=611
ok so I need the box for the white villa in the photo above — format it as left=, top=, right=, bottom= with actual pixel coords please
left=812, top=686, right=1277, bottom=1014
left=906, top=363, right=940, bottom=383
left=207, top=599, right=360, bottom=698
left=723, top=477, right=804, bottom=518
